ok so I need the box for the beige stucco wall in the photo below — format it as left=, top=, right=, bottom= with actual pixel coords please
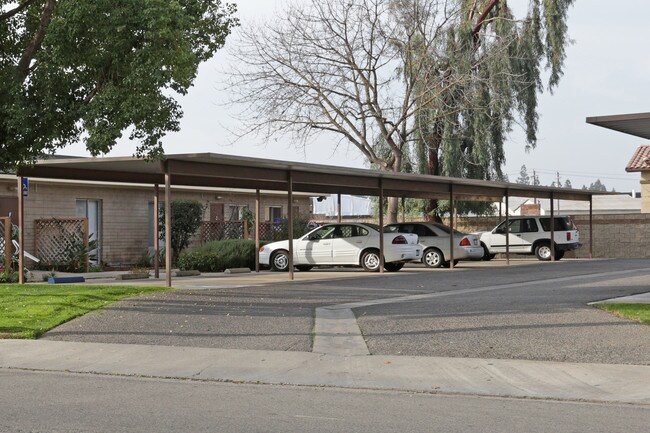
left=568, top=213, right=650, bottom=259
left=0, top=177, right=310, bottom=266
left=642, top=172, right=650, bottom=214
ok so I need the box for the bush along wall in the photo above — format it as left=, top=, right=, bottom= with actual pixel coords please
left=177, top=239, right=266, bottom=272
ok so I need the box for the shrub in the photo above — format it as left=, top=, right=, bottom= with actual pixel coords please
left=159, top=199, right=205, bottom=264
left=177, top=239, right=265, bottom=272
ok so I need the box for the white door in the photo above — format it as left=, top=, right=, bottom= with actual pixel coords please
left=489, top=219, right=527, bottom=252
left=330, top=225, right=369, bottom=265
left=295, top=225, right=335, bottom=265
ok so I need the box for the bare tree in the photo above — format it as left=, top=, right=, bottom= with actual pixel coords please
left=228, top=0, right=572, bottom=222
left=229, top=0, right=481, bottom=222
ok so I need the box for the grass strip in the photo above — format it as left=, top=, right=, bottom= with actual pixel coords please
left=1, top=284, right=172, bottom=339
left=594, top=303, right=650, bottom=326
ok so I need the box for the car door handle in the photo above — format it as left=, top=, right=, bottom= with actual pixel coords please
left=322, top=242, right=331, bottom=245
left=515, top=234, right=522, bottom=237
left=355, top=241, right=363, bottom=244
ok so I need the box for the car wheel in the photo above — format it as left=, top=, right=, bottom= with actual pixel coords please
left=384, top=262, right=404, bottom=272
left=481, top=243, right=496, bottom=261
left=423, top=248, right=444, bottom=268
left=361, top=249, right=381, bottom=272
left=534, top=243, right=552, bottom=261
left=270, top=250, right=290, bottom=271
left=295, top=265, right=313, bottom=272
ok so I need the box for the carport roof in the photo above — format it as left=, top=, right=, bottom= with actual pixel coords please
left=586, top=112, right=650, bottom=139
left=17, top=153, right=607, bottom=202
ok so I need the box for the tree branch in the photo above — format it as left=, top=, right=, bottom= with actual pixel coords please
left=0, top=0, right=40, bottom=21
left=16, top=0, right=56, bottom=83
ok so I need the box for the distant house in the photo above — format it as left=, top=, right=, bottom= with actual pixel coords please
left=626, top=145, right=650, bottom=213
left=0, top=174, right=311, bottom=266
left=312, top=194, right=373, bottom=218
left=500, top=195, right=641, bottom=216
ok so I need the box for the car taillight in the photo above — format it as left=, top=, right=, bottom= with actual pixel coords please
left=392, top=235, right=408, bottom=244
left=459, top=237, right=471, bottom=246
left=566, top=233, right=571, bottom=241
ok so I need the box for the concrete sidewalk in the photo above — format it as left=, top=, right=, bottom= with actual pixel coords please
left=2, top=340, right=649, bottom=405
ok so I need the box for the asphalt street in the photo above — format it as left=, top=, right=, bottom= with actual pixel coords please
left=43, top=259, right=650, bottom=364
left=2, top=369, right=649, bottom=433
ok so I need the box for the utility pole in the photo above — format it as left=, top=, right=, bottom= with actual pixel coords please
left=556, top=171, right=561, bottom=214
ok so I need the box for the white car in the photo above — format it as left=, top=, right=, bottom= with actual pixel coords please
left=384, top=222, right=483, bottom=268
left=478, top=216, right=581, bottom=261
left=259, top=223, right=421, bottom=272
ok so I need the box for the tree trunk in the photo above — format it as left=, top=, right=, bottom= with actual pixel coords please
left=387, top=196, right=399, bottom=224
left=424, top=126, right=443, bottom=222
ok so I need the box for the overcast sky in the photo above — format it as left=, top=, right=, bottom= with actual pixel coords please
left=66, top=0, right=648, bottom=193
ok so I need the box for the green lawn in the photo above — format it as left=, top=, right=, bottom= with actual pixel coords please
left=594, top=303, right=650, bottom=325
left=0, top=284, right=172, bottom=339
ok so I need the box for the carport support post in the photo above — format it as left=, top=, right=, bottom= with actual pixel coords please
left=550, top=192, right=555, bottom=262
left=154, top=184, right=159, bottom=279
left=505, top=190, right=510, bottom=265
left=255, top=189, right=260, bottom=272
left=379, top=179, right=385, bottom=273
left=164, top=172, right=172, bottom=287
left=337, top=194, right=342, bottom=223
left=17, top=177, right=24, bottom=284
left=288, top=172, right=294, bottom=281
left=401, top=197, right=405, bottom=222
left=449, top=185, right=455, bottom=270
left=589, top=195, right=593, bottom=259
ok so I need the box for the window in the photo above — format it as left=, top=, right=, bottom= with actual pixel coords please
left=76, top=199, right=101, bottom=264
left=520, top=218, right=539, bottom=233
left=412, top=224, right=435, bottom=237
left=269, top=206, right=282, bottom=222
left=539, top=217, right=572, bottom=231
left=308, top=225, right=336, bottom=240
left=227, top=205, right=248, bottom=221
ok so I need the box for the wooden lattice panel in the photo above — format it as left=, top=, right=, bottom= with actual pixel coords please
left=34, top=218, right=88, bottom=267
left=257, top=222, right=284, bottom=241
left=0, top=217, right=9, bottom=270
left=199, top=221, right=286, bottom=242
left=200, top=221, right=245, bottom=243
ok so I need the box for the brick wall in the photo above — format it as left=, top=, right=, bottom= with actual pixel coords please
left=0, top=178, right=310, bottom=266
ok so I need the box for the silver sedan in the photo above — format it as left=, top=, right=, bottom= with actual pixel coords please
left=384, top=222, right=483, bottom=268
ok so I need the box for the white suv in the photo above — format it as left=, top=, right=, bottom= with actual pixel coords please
left=478, top=216, right=581, bottom=261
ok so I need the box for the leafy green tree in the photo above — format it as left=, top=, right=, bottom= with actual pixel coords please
left=0, top=0, right=237, bottom=171
left=159, top=199, right=205, bottom=264
left=516, top=165, right=531, bottom=185
left=588, top=179, right=607, bottom=192
left=410, top=0, right=575, bottom=218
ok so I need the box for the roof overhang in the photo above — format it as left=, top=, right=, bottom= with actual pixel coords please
left=586, top=112, right=650, bottom=139
left=16, top=153, right=609, bottom=202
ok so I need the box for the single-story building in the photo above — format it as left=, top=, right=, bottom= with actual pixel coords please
left=0, top=174, right=311, bottom=267
left=625, top=145, right=650, bottom=213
